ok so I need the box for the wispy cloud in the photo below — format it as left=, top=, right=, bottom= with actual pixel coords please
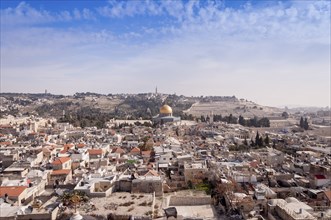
left=94, top=0, right=330, bottom=43
left=97, top=0, right=164, bottom=18
left=1, top=1, right=96, bottom=25
left=0, top=1, right=330, bottom=106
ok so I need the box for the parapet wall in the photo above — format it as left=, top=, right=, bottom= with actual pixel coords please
left=169, top=196, right=211, bottom=206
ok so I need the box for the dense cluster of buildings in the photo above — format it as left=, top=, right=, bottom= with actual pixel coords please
left=0, top=104, right=330, bottom=220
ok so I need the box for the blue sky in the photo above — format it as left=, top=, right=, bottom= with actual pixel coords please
left=0, top=0, right=330, bottom=107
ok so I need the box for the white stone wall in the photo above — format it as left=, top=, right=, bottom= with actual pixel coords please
left=169, top=196, right=211, bottom=206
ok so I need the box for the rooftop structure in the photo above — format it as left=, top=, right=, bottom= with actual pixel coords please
left=153, top=104, right=181, bottom=124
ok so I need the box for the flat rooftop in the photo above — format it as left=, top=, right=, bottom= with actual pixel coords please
left=174, top=205, right=216, bottom=219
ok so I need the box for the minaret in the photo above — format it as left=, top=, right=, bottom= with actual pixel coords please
left=155, top=86, right=158, bottom=95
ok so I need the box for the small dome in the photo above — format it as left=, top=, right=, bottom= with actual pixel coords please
left=160, top=105, right=172, bottom=114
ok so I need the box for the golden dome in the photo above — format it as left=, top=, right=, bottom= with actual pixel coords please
left=160, top=104, right=172, bottom=114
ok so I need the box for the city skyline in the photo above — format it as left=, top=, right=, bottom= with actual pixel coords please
left=1, top=0, right=330, bottom=107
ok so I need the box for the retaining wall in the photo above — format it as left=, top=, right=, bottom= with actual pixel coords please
left=169, top=196, right=211, bottom=206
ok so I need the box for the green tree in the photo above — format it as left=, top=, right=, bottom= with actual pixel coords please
left=304, top=118, right=309, bottom=130
left=238, top=115, right=245, bottom=126
left=149, top=149, right=156, bottom=162
left=176, top=127, right=179, bottom=136
left=259, top=136, right=264, bottom=147
left=139, top=136, right=151, bottom=151
left=228, top=114, right=233, bottom=124
left=249, top=117, right=258, bottom=127
left=300, top=117, right=304, bottom=128
left=255, top=131, right=260, bottom=147
left=282, top=112, right=289, bottom=119
left=264, top=134, right=270, bottom=146
left=250, top=138, right=255, bottom=147
left=243, top=138, right=248, bottom=146
left=258, top=117, right=270, bottom=127
left=60, top=190, right=88, bottom=211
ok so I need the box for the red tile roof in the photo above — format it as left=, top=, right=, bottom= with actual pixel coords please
left=51, top=169, right=71, bottom=175
left=0, top=186, right=27, bottom=197
left=88, top=149, right=103, bottom=155
left=324, top=191, right=331, bottom=201
left=112, top=147, right=125, bottom=154
left=76, top=143, right=86, bottom=148
left=52, top=157, right=71, bottom=165
left=61, top=144, right=74, bottom=153
left=0, top=141, right=11, bottom=146
left=64, top=144, right=74, bottom=148
left=130, top=147, right=140, bottom=153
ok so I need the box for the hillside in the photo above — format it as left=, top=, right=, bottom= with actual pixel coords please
left=185, top=98, right=282, bottom=118
left=0, top=93, right=285, bottom=128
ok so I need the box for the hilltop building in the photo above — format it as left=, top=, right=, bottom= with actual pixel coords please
left=152, top=104, right=180, bottom=125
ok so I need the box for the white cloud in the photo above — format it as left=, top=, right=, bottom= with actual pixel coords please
left=1, top=1, right=330, bottom=106
left=98, top=0, right=156, bottom=17
left=73, top=8, right=81, bottom=19
left=0, top=2, right=96, bottom=25
left=82, top=8, right=96, bottom=20
left=1, top=2, right=54, bottom=25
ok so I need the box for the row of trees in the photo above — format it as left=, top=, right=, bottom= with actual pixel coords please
left=180, top=113, right=194, bottom=120
left=199, top=114, right=271, bottom=127
left=238, top=115, right=270, bottom=127
left=241, top=131, right=270, bottom=148
left=58, top=107, right=109, bottom=129
left=200, top=114, right=238, bottom=124
left=213, top=114, right=238, bottom=124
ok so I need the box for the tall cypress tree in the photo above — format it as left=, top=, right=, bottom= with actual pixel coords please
left=264, top=134, right=270, bottom=146
left=255, top=131, right=260, bottom=147
left=250, top=138, right=255, bottom=146
left=300, top=117, right=304, bottom=128
left=243, top=138, right=248, bottom=146
left=259, top=137, right=264, bottom=147
left=304, top=118, right=309, bottom=130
